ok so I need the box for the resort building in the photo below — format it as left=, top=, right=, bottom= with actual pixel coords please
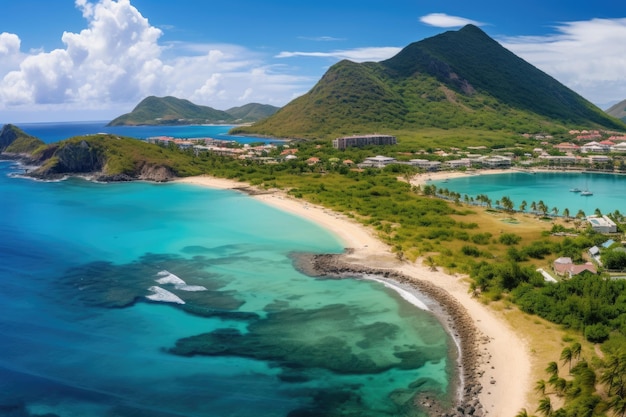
left=553, top=142, right=580, bottom=153
left=332, top=134, right=397, bottom=150
left=359, top=155, right=397, bottom=168
left=444, top=158, right=472, bottom=169
left=581, top=141, right=610, bottom=153
left=587, top=215, right=617, bottom=233
left=477, top=155, right=512, bottom=168
left=586, top=155, right=612, bottom=165
left=538, top=155, right=577, bottom=165
left=611, top=142, right=626, bottom=153
left=408, top=159, right=441, bottom=171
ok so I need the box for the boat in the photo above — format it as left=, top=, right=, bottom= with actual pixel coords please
left=569, top=188, right=581, bottom=193
left=580, top=190, right=593, bottom=196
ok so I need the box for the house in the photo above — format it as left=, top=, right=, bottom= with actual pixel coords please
left=553, top=257, right=597, bottom=277
left=306, top=157, right=320, bottom=165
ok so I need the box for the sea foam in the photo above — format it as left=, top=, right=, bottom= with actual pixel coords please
left=146, top=286, right=185, bottom=304
left=155, top=270, right=207, bottom=291
left=364, top=275, right=430, bottom=311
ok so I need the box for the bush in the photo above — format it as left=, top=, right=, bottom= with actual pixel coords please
left=584, top=324, right=610, bottom=343
left=461, top=245, right=481, bottom=257
left=471, top=232, right=492, bottom=245
left=499, top=233, right=522, bottom=245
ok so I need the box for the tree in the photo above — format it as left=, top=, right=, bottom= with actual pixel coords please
left=536, top=397, right=553, bottom=417
left=562, top=208, right=570, bottom=220
left=520, top=200, right=528, bottom=212
left=552, top=206, right=559, bottom=217
left=571, top=342, right=582, bottom=361
left=576, top=209, right=586, bottom=219
left=501, top=195, right=514, bottom=213
left=546, top=361, right=559, bottom=378
left=535, top=379, right=547, bottom=396
left=425, top=256, right=437, bottom=272
left=531, top=201, right=537, bottom=213
left=595, top=208, right=602, bottom=217
left=560, top=346, right=573, bottom=372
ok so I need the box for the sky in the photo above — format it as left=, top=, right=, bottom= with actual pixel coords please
left=0, top=0, right=625, bottom=123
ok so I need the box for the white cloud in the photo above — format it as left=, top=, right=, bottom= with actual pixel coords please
left=420, top=13, right=483, bottom=28
left=0, top=0, right=313, bottom=119
left=276, top=47, right=401, bottom=62
left=500, top=18, right=626, bottom=107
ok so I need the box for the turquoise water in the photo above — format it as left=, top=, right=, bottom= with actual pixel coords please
left=0, top=160, right=453, bottom=417
left=433, top=171, right=626, bottom=215
left=13, top=121, right=279, bottom=144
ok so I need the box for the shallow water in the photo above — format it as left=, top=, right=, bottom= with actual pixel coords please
left=432, top=171, right=626, bottom=215
left=0, top=160, right=454, bottom=417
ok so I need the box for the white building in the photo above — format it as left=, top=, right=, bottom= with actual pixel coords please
left=359, top=155, right=397, bottom=168
left=587, top=215, right=617, bottom=233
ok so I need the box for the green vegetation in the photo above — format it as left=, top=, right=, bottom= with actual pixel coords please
left=234, top=25, right=626, bottom=139
left=107, top=96, right=279, bottom=126
left=0, top=124, right=44, bottom=153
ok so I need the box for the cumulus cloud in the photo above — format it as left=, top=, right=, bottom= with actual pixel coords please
left=500, top=18, right=626, bottom=107
left=276, top=47, right=401, bottom=62
left=420, top=13, right=483, bottom=28
left=0, top=0, right=312, bottom=117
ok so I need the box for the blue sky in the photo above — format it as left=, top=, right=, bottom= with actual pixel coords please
left=1, top=0, right=625, bottom=123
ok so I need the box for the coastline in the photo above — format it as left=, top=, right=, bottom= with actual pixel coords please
left=176, top=175, right=532, bottom=416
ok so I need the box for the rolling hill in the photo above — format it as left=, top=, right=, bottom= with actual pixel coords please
left=108, top=96, right=279, bottom=126
left=233, top=25, right=626, bottom=139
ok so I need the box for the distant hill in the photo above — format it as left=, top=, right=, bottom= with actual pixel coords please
left=234, top=25, right=625, bottom=139
left=606, top=100, right=626, bottom=122
left=108, top=96, right=279, bottom=126
left=225, top=103, right=280, bottom=123
left=0, top=124, right=44, bottom=154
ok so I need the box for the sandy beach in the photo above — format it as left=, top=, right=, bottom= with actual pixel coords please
left=176, top=174, right=532, bottom=416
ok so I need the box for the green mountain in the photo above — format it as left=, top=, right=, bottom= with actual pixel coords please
left=234, top=25, right=625, bottom=139
left=225, top=103, right=280, bottom=123
left=0, top=124, right=45, bottom=154
left=606, top=100, right=626, bottom=122
left=107, top=96, right=279, bottom=126
left=108, top=96, right=234, bottom=126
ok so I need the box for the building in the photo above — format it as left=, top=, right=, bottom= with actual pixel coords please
left=553, top=257, right=597, bottom=278
left=332, top=134, right=397, bottom=150
left=359, top=155, right=397, bottom=168
left=444, top=158, right=472, bottom=169
left=408, top=159, right=441, bottom=171
left=478, top=155, right=512, bottom=168
left=587, top=215, right=617, bottom=233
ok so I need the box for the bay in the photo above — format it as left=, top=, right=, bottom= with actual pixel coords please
left=433, top=171, right=626, bottom=215
left=13, top=121, right=279, bottom=145
left=0, top=153, right=454, bottom=417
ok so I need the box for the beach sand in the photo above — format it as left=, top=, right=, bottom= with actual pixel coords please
left=176, top=174, right=532, bottom=416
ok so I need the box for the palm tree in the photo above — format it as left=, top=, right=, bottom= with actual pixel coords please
left=562, top=208, right=570, bottom=221
left=531, top=201, right=537, bottom=213
left=595, top=207, right=602, bottom=217
left=536, top=397, right=553, bottom=417
left=571, top=342, right=582, bottom=361
left=552, top=206, right=559, bottom=217
left=576, top=209, right=586, bottom=219
left=535, top=379, right=547, bottom=396
left=537, top=200, right=548, bottom=217
left=516, top=408, right=533, bottom=417
left=520, top=200, right=528, bottom=212
left=546, top=361, right=559, bottom=378
left=425, top=256, right=437, bottom=272
left=609, top=395, right=626, bottom=417
left=560, top=346, right=573, bottom=372
left=501, top=196, right=514, bottom=213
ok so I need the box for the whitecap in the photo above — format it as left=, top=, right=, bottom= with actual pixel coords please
left=146, top=286, right=185, bottom=304
left=155, top=270, right=186, bottom=285
left=174, top=284, right=207, bottom=292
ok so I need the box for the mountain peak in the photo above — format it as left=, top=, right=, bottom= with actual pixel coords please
left=234, top=27, right=625, bottom=139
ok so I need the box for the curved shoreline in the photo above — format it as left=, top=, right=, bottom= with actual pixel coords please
left=176, top=175, right=532, bottom=417
left=293, top=252, right=484, bottom=416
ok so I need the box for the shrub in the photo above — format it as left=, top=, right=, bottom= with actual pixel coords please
left=499, top=233, right=522, bottom=245
left=584, top=324, right=610, bottom=343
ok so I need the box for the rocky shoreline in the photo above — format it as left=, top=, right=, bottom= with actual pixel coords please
left=293, top=251, right=488, bottom=417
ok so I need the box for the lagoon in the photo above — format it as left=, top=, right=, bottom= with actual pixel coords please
left=432, top=171, right=626, bottom=215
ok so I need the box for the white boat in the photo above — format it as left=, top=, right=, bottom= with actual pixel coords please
left=580, top=190, right=593, bottom=196
left=569, top=188, right=581, bottom=193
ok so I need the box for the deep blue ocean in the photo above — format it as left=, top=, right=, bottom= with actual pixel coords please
left=14, top=121, right=279, bottom=145
left=0, top=122, right=454, bottom=417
